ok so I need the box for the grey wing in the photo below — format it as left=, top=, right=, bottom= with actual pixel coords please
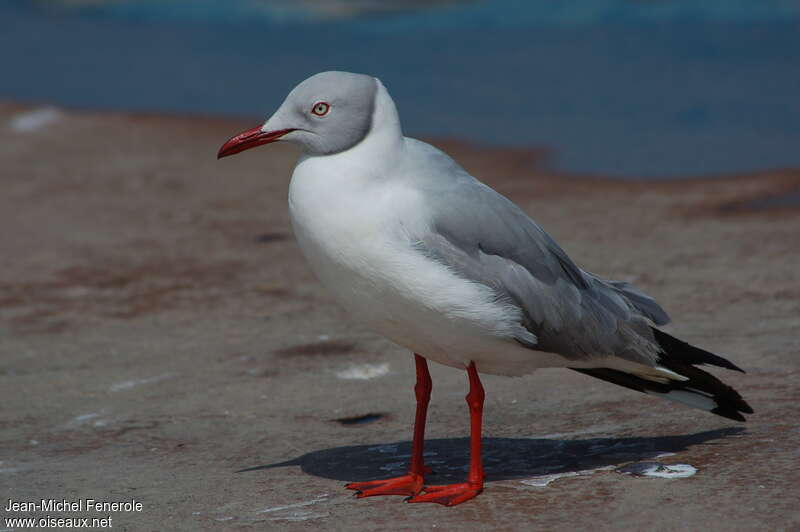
left=414, top=173, right=670, bottom=367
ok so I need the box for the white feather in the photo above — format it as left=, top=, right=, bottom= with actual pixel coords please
left=645, top=389, right=717, bottom=411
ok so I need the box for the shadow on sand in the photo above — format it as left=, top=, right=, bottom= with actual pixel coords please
left=238, top=428, right=744, bottom=484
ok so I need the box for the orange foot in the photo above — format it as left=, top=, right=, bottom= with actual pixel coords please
left=345, top=473, right=425, bottom=498
left=406, top=482, right=482, bottom=506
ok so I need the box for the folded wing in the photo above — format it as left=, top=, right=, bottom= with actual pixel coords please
left=414, top=172, right=669, bottom=368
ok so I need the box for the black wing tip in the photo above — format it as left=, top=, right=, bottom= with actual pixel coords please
left=652, top=328, right=747, bottom=373
left=572, top=366, right=753, bottom=422
left=712, top=406, right=751, bottom=422
left=572, top=330, right=752, bottom=422
left=652, top=335, right=754, bottom=422
left=715, top=356, right=747, bottom=374
left=714, top=394, right=754, bottom=422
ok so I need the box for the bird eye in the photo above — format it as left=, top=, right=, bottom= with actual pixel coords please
left=311, top=102, right=330, bottom=117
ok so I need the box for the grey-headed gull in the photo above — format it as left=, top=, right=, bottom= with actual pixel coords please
left=218, top=71, right=752, bottom=506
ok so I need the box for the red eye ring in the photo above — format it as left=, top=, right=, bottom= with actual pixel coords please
left=311, top=102, right=330, bottom=116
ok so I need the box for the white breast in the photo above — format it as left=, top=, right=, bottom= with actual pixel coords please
left=287, top=158, right=526, bottom=368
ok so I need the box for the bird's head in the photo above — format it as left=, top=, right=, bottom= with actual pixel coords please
left=217, top=71, right=378, bottom=159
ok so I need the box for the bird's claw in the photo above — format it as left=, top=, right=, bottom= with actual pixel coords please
left=406, top=482, right=483, bottom=506
left=345, top=473, right=425, bottom=498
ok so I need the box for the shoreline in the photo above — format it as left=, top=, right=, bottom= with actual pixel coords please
left=6, top=100, right=800, bottom=185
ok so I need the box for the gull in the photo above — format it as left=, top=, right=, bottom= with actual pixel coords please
left=218, top=71, right=752, bottom=506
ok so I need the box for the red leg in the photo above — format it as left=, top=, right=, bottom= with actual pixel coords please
left=408, top=361, right=484, bottom=506
left=345, top=353, right=432, bottom=498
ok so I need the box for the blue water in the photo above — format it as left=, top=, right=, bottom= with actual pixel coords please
left=2, top=1, right=799, bottom=178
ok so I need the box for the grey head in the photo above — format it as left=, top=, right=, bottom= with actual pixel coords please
left=217, top=71, right=378, bottom=158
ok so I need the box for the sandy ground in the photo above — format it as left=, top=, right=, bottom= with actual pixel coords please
left=1, top=103, right=799, bottom=531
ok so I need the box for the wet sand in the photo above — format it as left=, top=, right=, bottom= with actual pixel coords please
left=1, top=103, right=799, bottom=530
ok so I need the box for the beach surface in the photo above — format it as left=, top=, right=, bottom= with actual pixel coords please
left=1, top=104, right=799, bottom=530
